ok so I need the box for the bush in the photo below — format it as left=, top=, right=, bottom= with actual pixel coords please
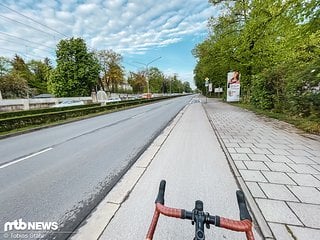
left=0, top=103, right=101, bottom=119
left=0, top=96, right=176, bottom=133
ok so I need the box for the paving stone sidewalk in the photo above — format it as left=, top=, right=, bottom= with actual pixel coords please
left=204, top=98, right=320, bottom=240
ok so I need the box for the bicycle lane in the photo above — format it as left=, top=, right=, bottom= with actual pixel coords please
left=92, top=99, right=263, bottom=240
left=203, top=98, right=320, bottom=240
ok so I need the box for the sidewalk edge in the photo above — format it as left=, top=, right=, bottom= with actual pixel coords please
left=202, top=103, right=275, bottom=240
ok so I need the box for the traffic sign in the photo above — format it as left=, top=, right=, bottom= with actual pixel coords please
left=205, top=77, right=209, bottom=87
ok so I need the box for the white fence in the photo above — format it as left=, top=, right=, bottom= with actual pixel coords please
left=0, top=97, right=92, bottom=112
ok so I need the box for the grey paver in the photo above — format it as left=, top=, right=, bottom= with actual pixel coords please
left=224, top=142, right=240, bottom=148
left=251, top=147, right=272, bottom=154
left=265, top=162, right=295, bottom=172
left=234, top=160, right=247, bottom=169
left=248, top=154, right=270, bottom=162
left=314, top=174, right=320, bottom=181
left=242, top=137, right=259, bottom=144
left=306, top=150, right=320, bottom=157
left=246, top=182, right=266, bottom=198
left=235, top=147, right=253, bottom=154
left=267, top=155, right=293, bottom=163
left=203, top=99, right=320, bottom=240
left=239, top=170, right=268, bottom=182
left=288, top=202, right=320, bottom=228
left=229, top=138, right=243, bottom=143
left=254, top=143, right=272, bottom=149
left=227, top=147, right=237, bottom=153
left=289, top=225, right=320, bottom=239
left=269, top=143, right=291, bottom=150
left=286, top=149, right=313, bottom=157
left=268, top=223, right=293, bottom=240
left=230, top=153, right=250, bottom=161
left=287, top=163, right=319, bottom=174
left=289, top=144, right=313, bottom=150
left=256, top=199, right=302, bottom=225
left=311, top=164, right=320, bottom=172
left=262, top=171, right=297, bottom=185
left=308, top=156, right=320, bottom=164
left=268, top=149, right=291, bottom=155
left=287, top=156, right=317, bottom=164
left=288, top=186, right=320, bottom=204
left=243, top=161, right=269, bottom=171
left=287, top=173, right=320, bottom=187
left=239, top=143, right=255, bottom=148
left=259, top=183, right=298, bottom=201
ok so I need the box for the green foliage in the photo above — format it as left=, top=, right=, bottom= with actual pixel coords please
left=148, top=67, right=165, bottom=93
left=194, top=0, right=320, bottom=125
left=0, top=73, right=30, bottom=98
left=128, top=71, right=147, bottom=93
left=48, top=38, right=100, bottom=97
left=95, top=49, right=124, bottom=92
left=169, top=75, right=185, bottom=93
left=0, top=55, right=53, bottom=97
left=183, top=81, right=192, bottom=93
left=128, top=68, right=188, bottom=94
left=28, top=58, right=52, bottom=93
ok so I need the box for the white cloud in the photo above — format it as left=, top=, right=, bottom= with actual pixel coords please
left=0, top=0, right=215, bottom=58
left=0, top=0, right=217, bottom=86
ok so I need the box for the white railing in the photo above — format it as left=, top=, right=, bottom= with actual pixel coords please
left=0, top=97, right=92, bottom=112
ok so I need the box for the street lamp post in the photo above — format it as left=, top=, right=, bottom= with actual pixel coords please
left=135, top=57, right=162, bottom=99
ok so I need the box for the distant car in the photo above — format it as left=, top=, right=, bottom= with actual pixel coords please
left=141, top=93, right=153, bottom=99
left=52, top=100, right=84, bottom=108
left=105, top=97, right=122, bottom=103
left=127, top=95, right=139, bottom=100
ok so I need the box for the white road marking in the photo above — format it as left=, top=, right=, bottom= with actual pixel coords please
left=0, top=148, right=53, bottom=169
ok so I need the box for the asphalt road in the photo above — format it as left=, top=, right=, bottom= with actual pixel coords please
left=0, top=96, right=193, bottom=240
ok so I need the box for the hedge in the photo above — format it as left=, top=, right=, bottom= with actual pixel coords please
left=0, top=103, right=101, bottom=119
left=0, top=96, right=176, bottom=133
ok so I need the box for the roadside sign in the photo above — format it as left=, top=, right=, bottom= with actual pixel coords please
left=208, top=83, right=212, bottom=92
left=205, top=77, right=209, bottom=87
left=227, top=72, right=241, bottom=102
left=214, top=87, right=223, bottom=93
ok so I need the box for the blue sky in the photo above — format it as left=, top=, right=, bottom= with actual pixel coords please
left=0, top=0, right=218, bottom=89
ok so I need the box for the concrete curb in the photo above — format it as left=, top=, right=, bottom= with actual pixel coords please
left=202, top=102, right=275, bottom=240
left=69, top=104, right=189, bottom=240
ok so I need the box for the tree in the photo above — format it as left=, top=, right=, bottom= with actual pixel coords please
left=48, top=38, right=100, bottom=97
left=0, top=73, right=29, bottom=98
left=194, top=0, right=319, bottom=118
left=96, top=49, right=124, bottom=92
left=183, top=81, right=192, bottom=93
left=128, top=71, right=146, bottom=93
left=165, top=74, right=184, bottom=93
left=148, top=67, right=165, bottom=93
left=28, top=58, right=52, bottom=93
left=11, top=55, right=33, bottom=83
